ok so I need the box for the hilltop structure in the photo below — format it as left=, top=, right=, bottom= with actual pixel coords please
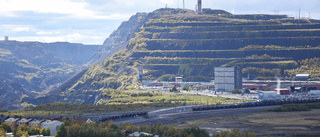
left=4, top=36, right=8, bottom=41
left=197, top=0, right=202, bottom=14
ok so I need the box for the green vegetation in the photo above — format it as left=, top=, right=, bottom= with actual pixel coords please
left=1, top=94, right=246, bottom=115
left=231, top=89, right=242, bottom=94
left=284, top=58, right=320, bottom=77
left=63, top=120, right=208, bottom=137
left=213, top=129, right=256, bottom=137
left=264, top=103, right=320, bottom=112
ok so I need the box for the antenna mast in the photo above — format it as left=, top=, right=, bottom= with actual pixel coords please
left=299, top=8, right=301, bottom=20
left=183, top=0, right=185, bottom=9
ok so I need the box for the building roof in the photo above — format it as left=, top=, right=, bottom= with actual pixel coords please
left=29, top=119, right=45, bottom=124
left=41, top=120, right=62, bottom=125
left=128, top=132, right=162, bottom=137
left=17, top=118, right=32, bottom=123
left=296, top=74, right=311, bottom=76
left=0, top=115, right=9, bottom=123
left=5, top=118, right=20, bottom=122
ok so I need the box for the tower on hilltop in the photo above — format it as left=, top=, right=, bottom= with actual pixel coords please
left=198, top=0, right=202, bottom=14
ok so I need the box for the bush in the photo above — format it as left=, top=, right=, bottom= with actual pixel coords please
left=231, top=89, right=242, bottom=94
left=169, top=86, right=179, bottom=92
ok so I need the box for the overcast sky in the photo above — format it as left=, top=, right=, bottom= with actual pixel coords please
left=1, top=0, right=319, bottom=44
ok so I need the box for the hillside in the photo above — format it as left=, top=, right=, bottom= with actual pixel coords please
left=25, top=8, right=320, bottom=105
left=0, top=40, right=100, bottom=109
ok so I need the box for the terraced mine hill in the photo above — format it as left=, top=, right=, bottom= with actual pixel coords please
left=128, top=9, right=320, bottom=80
left=27, top=8, right=320, bottom=105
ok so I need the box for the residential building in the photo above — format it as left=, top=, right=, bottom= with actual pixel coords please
left=128, top=132, right=160, bottom=137
left=5, top=118, right=21, bottom=130
left=214, top=66, right=242, bottom=92
left=17, top=118, right=32, bottom=129
left=41, top=120, right=63, bottom=136
left=29, top=119, right=45, bottom=129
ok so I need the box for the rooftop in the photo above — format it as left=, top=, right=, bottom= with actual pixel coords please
left=18, top=118, right=32, bottom=123
left=5, top=118, right=20, bottom=122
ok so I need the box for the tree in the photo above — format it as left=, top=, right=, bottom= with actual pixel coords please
left=67, top=124, right=81, bottom=137
left=0, top=128, right=6, bottom=137
left=19, top=125, right=30, bottom=132
left=15, top=130, right=29, bottom=137
left=182, top=85, right=188, bottom=90
left=180, top=126, right=209, bottom=137
left=56, top=124, right=68, bottom=137
left=47, top=126, right=51, bottom=136
left=188, top=87, right=192, bottom=92
left=170, top=86, right=178, bottom=92
left=231, top=89, right=241, bottom=94
left=0, top=122, right=12, bottom=132
left=28, top=128, right=40, bottom=135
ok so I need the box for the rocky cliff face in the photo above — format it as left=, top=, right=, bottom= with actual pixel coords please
left=23, top=11, right=158, bottom=105
left=0, top=41, right=100, bottom=109
left=89, top=12, right=151, bottom=63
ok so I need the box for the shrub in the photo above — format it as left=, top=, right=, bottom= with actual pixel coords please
left=231, top=89, right=242, bottom=94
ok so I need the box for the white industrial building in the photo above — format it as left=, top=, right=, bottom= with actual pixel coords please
left=214, top=66, right=242, bottom=92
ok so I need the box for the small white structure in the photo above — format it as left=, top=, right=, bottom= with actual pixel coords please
left=175, top=77, right=183, bottom=83
left=295, top=74, right=311, bottom=79
left=41, top=120, right=63, bottom=136
left=129, top=132, right=160, bottom=137
left=258, top=91, right=281, bottom=100
left=309, top=90, right=320, bottom=95
left=4, top=36, right=8, bottom=41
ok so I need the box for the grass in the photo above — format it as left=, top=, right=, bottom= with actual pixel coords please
left=174, top=109, right=320, bottom=135
left=246, top=109, right=320, bottom=127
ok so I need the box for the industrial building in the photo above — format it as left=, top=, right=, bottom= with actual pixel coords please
left=137, top=66, right=143, bottom=80
left=214, top=66, right=242, bottom=92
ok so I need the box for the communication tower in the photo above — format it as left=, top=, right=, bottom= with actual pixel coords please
left=4, top=36, right=8, bottom=41
left=198, top=0, right=202, bottom=14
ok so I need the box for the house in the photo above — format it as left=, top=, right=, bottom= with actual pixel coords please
left=86, top=119, right=92, bottom=123
left=4, top=118, right=21, bottom=130
left=17, top=118, right=32, bottom=129
left=29, top=119, right=45, bottom=129
left=0, top=115, right=9, bottom=124
left=128, top=132, right=161, bottom=137
left=41, top=120, right=63, bottom=136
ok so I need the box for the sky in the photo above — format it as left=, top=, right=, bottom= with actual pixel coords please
left=1, top=0, right=319, bottom=45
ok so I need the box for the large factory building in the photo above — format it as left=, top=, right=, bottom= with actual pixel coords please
left=214, top=66, right=242, bottom=92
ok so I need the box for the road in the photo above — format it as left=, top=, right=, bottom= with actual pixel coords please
left=113, top=105, right=279, bottom=126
